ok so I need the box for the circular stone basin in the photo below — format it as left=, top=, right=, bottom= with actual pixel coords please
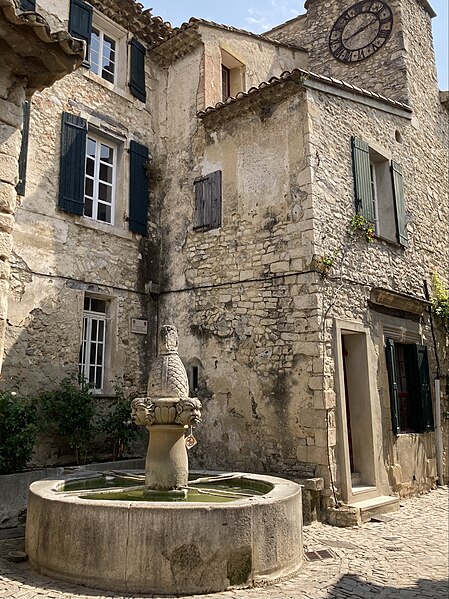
left=26, top=472, right=303, bottom=595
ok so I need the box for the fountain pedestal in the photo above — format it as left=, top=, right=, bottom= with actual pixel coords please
left=144, top=424, right=188, bottom=498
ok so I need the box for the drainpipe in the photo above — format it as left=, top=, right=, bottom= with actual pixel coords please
left=434, top=378, right=444, bottom=485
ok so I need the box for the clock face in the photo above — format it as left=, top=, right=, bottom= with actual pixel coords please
left=329, top=1, right=393, bottom=63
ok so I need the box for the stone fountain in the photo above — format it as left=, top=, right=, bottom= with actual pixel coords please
left=25, top=325, right=303, bottom=594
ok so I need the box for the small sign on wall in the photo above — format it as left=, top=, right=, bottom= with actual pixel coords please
left=130, top=318, right=148, bottom=335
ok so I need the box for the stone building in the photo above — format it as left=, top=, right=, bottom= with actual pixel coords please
left=5, top=0, right=448, bottom=521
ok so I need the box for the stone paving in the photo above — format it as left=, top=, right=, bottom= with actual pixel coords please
left=0, top=487, right=447, bottom=599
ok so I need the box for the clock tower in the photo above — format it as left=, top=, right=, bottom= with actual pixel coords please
left=301, top=0, right=439, bottom=107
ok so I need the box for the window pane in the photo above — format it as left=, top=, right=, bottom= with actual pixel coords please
left=91, top=299, right=106, bottom=313
left=87, top=138, right=96, bottom=158
left=90, top=342, right=96, bottom=365
left=99, top=163, right=113, bottom=184
left=95, top=366, right=102, bottom=389
left=85, top=177, right=94, bottom=198
left=91, top=319, right=97, bottom=341
left=96, top=343, right=103, bottom=366
left=98, top=318, right=105, bottom=336
left=97, top=202, right=111, bottom=223
left=89, top=365, right=96, bottom=385
left=86, top=157, right=95, bottom=178
left=102, top=68, right=115, bottom=84
left=99, top=183, right=112, bottom=203
left=84, top=198, right=93, bottom=218
left=100, top=144, right=113, bottom=164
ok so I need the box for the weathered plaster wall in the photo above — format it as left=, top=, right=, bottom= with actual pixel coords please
left=4, top=57, right=159, bottom=397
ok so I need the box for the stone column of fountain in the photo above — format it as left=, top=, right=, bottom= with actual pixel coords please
left=131, top=325, right=202, bottom=500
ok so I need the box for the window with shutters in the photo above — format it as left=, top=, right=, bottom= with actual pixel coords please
left=385, top=339, right=434, bottom=434
left=68, top=0, right=146, bottom=99
left=58, top=112, right=148, bottom=235
left=84, top=134, right=116, bottom=225
left=194, top=170, right=222, bottom=232
left=79, top=296, right=108, bottom=394
left=352, top=137, right=408, bottom=246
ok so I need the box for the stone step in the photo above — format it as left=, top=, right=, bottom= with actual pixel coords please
left=347, top=495, right=400, bottom=523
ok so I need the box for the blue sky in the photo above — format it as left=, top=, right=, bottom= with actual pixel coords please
left=145, top=0, right=448, bottom=90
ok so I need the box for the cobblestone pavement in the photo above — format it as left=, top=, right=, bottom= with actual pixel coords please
left=0, top=487, right=447, bottom=599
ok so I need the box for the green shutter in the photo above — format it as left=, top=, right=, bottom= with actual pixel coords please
left=19, top=0, right=35, bottom=9
left=129, top=38, right=147, bottom=102
left=69, top=0, right=93, bottom=64
left=391, top=161, right=408, bottom=247
left=351, top=137, right=374, bottom=222
left=385, top=338, right=401, bottom=434
left=58, top=112, right=87, bottom=215
left=129, top=140, right=148, bottom=235
left=16, top=101, right=30, bottom=197
left=412, top=345, right=434, bottom=433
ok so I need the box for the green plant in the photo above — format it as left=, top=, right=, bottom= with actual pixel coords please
left=37, top=376, right=97, bottom=465
left=349, top=213, right=374, bottom=243
left=0, top=391, right=37, bottom=474
left=432, top=272, right=449, bottom=331
left=99, top=386, right=138, bottom=461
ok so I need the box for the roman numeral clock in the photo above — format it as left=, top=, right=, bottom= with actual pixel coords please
left=329, top=1, right=393, bottom=63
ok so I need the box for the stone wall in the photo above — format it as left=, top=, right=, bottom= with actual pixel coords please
left=0, top=66, right=25, bottom=368
left=4, top=52, right=159, bottom=397
left=158, top=9, right=448, bottom=499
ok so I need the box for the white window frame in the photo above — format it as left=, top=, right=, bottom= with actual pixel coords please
left=90, top=26, right=117, bottom=84
left=84, top=133, right=117, bottom=225
left=85, top=11, right=128, bottom=93
left=369, top=161, right=380, bottom=235
left=79, top=297, right=108, bottom=394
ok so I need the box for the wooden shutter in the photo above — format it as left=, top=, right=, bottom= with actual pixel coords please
left=129, top=140, right=148, bottom=235
left=391, top=161, right=408, bottom=247
left=16, top=101, right=30, bottom=197
left=129, top=38, right=147, bottom=102
left=194, top=177, right=205, bottom=230
left=210, top=170, right=222, bottom=229
left=412, top=345, right=434, bottom=432
left=58, top=112, right=87, bottom=215
left=69, top=0, right=93, bottom=63
left=19, top=0, right=35, bottom=9
left=385, top=338, right=401, bottom=434
left=351, top=137, right=374, bottom=222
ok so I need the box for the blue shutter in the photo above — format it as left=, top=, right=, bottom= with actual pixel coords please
left=351, top=137, right=375, bottom=223
left=391, top=161, right=408, bottom=247
left=19, top=0, right=35, bottom=9
left=129, top=141, right=148, bottom=235
left=129, top=38, right=147, bottom=102
left=58, top=112, right=87, bottom=215
left=412, top=345, right=434, bottom=433
left=385, top=338, right=401, bottom=434
left=16, top=101, right=30, bottom=197
left=69, top=0, right=93, bottom=64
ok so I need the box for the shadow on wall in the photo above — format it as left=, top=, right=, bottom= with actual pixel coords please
left=328, top=574, right=448, bottom=599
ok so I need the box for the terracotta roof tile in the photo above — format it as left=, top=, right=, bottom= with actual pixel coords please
left=197, top=68, right=412, bottom=118
left=150, top=17, right=307, bottom=65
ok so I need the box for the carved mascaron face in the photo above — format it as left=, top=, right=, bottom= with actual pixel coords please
left=329, top=0, right=393, bottom=63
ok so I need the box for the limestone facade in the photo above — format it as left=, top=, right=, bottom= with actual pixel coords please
left=5, top=0, right=449, bottom=513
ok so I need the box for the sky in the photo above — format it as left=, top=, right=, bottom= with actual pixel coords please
left=144, top=0, right=448, bottom=90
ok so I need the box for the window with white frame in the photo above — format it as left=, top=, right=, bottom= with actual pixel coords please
left=84, top=135, right=116, bottom=224
left=90, top=26, right=117, bottom=84
left=79, top=296, right=107, bottom=393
